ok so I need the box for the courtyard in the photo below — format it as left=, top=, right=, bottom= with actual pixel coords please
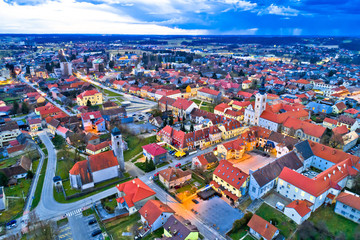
left=230, top=151, right=276, bottom=174
left=183, top=196, right=244, bottom=235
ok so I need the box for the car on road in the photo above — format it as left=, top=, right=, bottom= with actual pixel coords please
left=174, top=185, right=181, bottom=189
left=91, top=229, right=102, bottom=237
left=192, top=199, right=199, bottom=204
left=6, top=220, right=17, bottom=229
left=88, top=219, right=97, bottom=225
left=175, top=163, right=181, bottom=168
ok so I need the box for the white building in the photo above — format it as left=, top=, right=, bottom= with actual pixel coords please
left=244, top=79, right=267, bottom=126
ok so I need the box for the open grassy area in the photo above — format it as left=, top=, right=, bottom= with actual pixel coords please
left=304, top=205, right=360, bottom=240
left=255, top=203, right=297, bottom=238
left=101, top=195, right=118, bottom=214
left=82, top=207, right=95, bottom=216
left=243, top=235, right=255, bottom=240
left=103, top=89, right=123, bottom=98
left=31, top=157, right=48, bottom=210
left=0, top=156, right=18, bottom=168
left=238, top=198, right=252, bottom=212
left=105, top=213, right=141, bottom=240
left=56, top=150, right=86, bottom=180
left=0, top=179, right=31, bottom=223
left=192, top=99, right=202, bottom=105
left=200, top=105, right=213, bottom=113
left=123, top=135, right=156, bottom=162
left=142, top=228, right=164, bottom=240
left=229, top=229, right=248, bottom=240
left=57, top=217, right=69, bottom=227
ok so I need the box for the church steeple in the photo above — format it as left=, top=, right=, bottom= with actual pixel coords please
left=259, top=76, right=266, bottom=95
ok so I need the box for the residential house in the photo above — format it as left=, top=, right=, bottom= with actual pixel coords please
left=211, top=160, right=248, bottom=205
left=47, top=119, right=60, bottom=135
left=247, top=214, right=279, bottom=240
left=163, top=215, right=199, bottom=240
left=282, top=118, right=326, bottom=143
left=242, top=80, right=252, bottom=89
left=218, top=120, right=243, bottom=139
left=172, top=98, right=198, bottom=119
left=191, top=152, right=218, bottom=170
left=0, top=121, right=21, bottom=147
left=158, top=167, right=192, bottom=189
left=138, top=200, right=174, bottom=234
left=0, top=156, right=32, bottom=180
left=27, top=118, right=42, bottom=133
left=323, top=118, right=338, bottom=129
left=284, top=200, right=313, bottom=224
left=116, top=178, right=156, bottom=215
left=216, top=138, right=245, bottom=160
left=85, top=141, right=110, bottom=155
left=81, top=111, right=106, bottom=132
left=149, top=116, right=163, bottom=128
left=334, top=191, right=360, bottom=223
left=197, top=88, right=221, bottom=103
left=76, top=89, right=103, bottom=106
left=338, top=115, right=359, bottom=131
left=306, top=102, right=333, bottom=114
left=332, top=102, right=347, bottom=114
left=142, top=143, right=167, bottom=164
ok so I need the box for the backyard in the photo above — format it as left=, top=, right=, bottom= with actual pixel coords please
left=301, top=205, right=360, bottom=240
left=101, top=194, right=118, bottom=214
left=0, top=178, right=32, bottom=223
left=255, top=203, right=297, bottom=238
left=123, top=135, right=156, bottom=161
left=105, top=213, right=141, bottom=240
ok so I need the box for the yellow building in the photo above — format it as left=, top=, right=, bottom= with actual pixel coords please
left=211, top=160, right=248, bottom=205
left=218, top=121, right=243, bottom=140
left=76, top=89, right=103, bottom=106
left=217, top=138, right=245, bottom=160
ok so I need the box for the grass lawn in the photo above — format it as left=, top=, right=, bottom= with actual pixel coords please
left=105, top=213, right=141, bottom=240
left=54, top=177, right=131, bottom=203
left=82, top=207, right=95, bottom=216
left=101, top=195, right=118, bottom=214
left=191, top=173, right=206, bottom=188
left=57, top=218, right=68, bottom=227
left=192, top=99, right=202, bottom=105
left=243, top=235, right=255, bottom=240
left=0, top=156, right=19, bottom=168
left=142, top=228, right=164, bottom=240
left=238, top=198, right=252, bottom=212
left=31, top=157, right=48, bottom=210
left=103, top=89, right=123, bottom=98
left=200, top=105, right=213, bottom=113
left=228, top=228, right=248, bottom=240
left=1, top=179, right=32, bottom=223
left=255, top=203, right=297, bottom=238
left=56, top=159, right=74, bottom=180
left=123, top=135, right=156, bottom=162
left=305, top=205, right=360, bottom=240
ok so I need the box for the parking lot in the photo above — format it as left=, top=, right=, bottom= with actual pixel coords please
left=58, top=225, right=73, bottom=240
left=67, top=209, right=103, bottom=240
left=183, top=196, right=243, bottom=235
left=231, top=152, right=276, bottom=174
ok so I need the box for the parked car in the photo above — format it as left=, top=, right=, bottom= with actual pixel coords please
left=192, top=199, right=199, bottom=204
left=174, top=185, right=181, bottom=189
left=88, top=219, right=97, bottom=225
left=91, top=229, right=102, bottom=237
left=175, top=163, right=181, bottom=168
left=276, top=202, right=285, bottom=211
left=6, top=220, right=17, bottom=229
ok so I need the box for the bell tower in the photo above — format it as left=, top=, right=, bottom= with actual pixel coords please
left=254, top=77, right=267, bottom=125
left=111, top=127, right=125, bottom=172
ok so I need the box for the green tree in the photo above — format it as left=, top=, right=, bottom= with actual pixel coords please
left=26, top=170, right=34, bottom=179
left=21, top=102, right=29, bottom=114
left=212, top=72, right=217, bottom=79
left=0, top=172, right=8, bottom=186
left=86, top=99, right=92, bottom=107
left=190, top=123, right=194, bottom=132
left=109, top=60, right=115, bottom=69
left=52, top=134, right=66, bottom=150
left=12, top=101, right=19, bottom=115
left=169, top=116, right=173, bottom=126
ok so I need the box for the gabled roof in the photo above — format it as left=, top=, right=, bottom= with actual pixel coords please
left=77, top=89, right=101, bottom=99
left=81, top=111, right=102, bottom=121
left=142, top=143, right=167, bottom=157
left=158, top=167, right=192, bottom=182
left=286, top=200, right=313, bottom=217
left=116, top=178, right=156, bottom=207
left=138, top=200, right=174, bottom=225
left=336, top=191, right=360, bottom=211
left=198, top=87, right=220, bottom=96
left=247, top=214, right=278, bottom=240
left=172, top=98, right=195, bottom=110
left=213, top=160, right=248, bottom=190
left=163, top=215, right=198, bottom=240
left=88, top=150, right=119, bottom=172
left=252, top=151, right=303, bottom=187
left=283, top=117, right=326, bottom=138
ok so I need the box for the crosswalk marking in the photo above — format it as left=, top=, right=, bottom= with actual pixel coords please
left=66, top=208, right=82, bottom=217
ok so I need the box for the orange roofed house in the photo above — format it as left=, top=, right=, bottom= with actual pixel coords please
left=116, top=178, right=156, bottom=215
left=138, top=200, right=174, bottom=234
left=158, top=167, right=192, bottom=189
left=247, top=214, right=279, bottom=240
left=69, top=150, right=120, bottom=190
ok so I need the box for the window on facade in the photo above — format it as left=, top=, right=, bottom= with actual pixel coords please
left=295, top=187, right=298, bottom=192
left=301, top=191, right=305, bottom=197
left=310, top=196, right=314, bottom=201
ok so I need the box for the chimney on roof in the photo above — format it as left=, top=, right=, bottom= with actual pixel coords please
left=266, top=223, right=268, bottom=228
left=132, top=180, right=135, bottom=184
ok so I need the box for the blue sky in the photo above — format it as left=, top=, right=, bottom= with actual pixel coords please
left=0, top=0, right=359, bottom=35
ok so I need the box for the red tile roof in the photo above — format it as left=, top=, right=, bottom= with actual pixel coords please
left=138, top=200, right=174, bottom=225
left=198, top=87, right=220, bottom=96
left=86, top=141, right=110, bottom=152
left=336, top=191, right=360, bottom=211
left=214, top=103, right=231, bottom=113
left=286, top=200, right=313, bottom=217
left=324, top=117, right=338, bottom=125
left=142, top=143, right=167, bottom=157
left=247, top=214, right=278, bottom=240
left=172, top=98, right=195, bottom=110
left=88, top=150, right=119, bottom=172
left=77, top=89, right=100, bottom=99
left=283, top=118, right=326, bottom=138
left=81, top=111, right=102, bottom=121
left=116, top=178, right=156, bottom=207
left=213, top=160, right=248, bottom=189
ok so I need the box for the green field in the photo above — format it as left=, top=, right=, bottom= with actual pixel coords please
left=0, top=179, right=31, bottom=223
left=31, top=157, right=48, bottom=210
left=255, top=203, right=297, bottom=238
left=301, top=205, right=360, bottom=240
left=105, top=213, right=140, bottom=240
left=123, top=135, right=156, bottom=161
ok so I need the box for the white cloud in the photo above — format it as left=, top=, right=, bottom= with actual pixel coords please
left=262, top=4, right=299, bottom=16
left=0, top=0, right=208, bottom=34
left=220, top=0, right=257, bottom=11
left=217, top=28, right=258, bottom=35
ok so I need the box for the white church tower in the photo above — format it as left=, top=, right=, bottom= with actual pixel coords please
left=111, top=127, right=125, bottom=172
left=254, top=77, right=267, bottom=125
